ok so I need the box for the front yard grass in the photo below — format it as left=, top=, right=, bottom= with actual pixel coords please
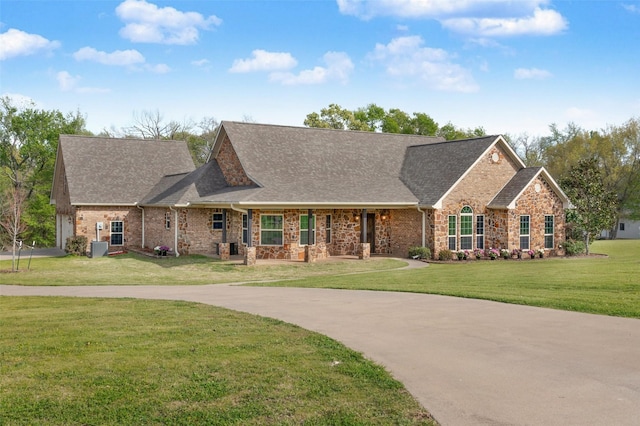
left=252, top=240, right=640, bottom=318
left=0, top=297, right=434, bottom=425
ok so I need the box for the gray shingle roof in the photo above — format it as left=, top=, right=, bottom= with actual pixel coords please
left=488, top=167, right=542, bottom=208
left=58, top=135, right=195, bottom=205
left=400, top=136, right=499, bottom=206
left=207, top=121, right=445, bottom=206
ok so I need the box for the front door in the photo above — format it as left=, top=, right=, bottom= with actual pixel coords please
left=366, top=213, right=376, bottom=254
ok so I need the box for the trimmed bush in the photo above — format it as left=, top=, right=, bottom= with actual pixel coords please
left=408, top=246, right=431, bottom=260
left=438, top=249, right=454, bottom=261
left=65, top=236, right=88, bottom=256
left=564, top=239, right=586, bottom=256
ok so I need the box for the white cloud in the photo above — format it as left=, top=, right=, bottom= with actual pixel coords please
left=116, top=0, right=221, bottom=45
left=0, top=28, right=60, bottom=60
left=146, top=63, right=171, bottom=74
left=269, top=52, right=353, bottom=85
left=192, top=58, right=210, bottom=67
left=337, top=1, right=567, bottom=37
left=57, top=71, right=79, bottom=91
left=369, top=35, right=478, bottom=92
left=56, top=70, right=110, bottom=94
left=514, top=67, right=552, bottom=79
left=73, top=46, right=145, bottom=66
left=230, top=50, right=298, bottom=73
left=622, top=4, right=640, bottom=14
left=566, top=106, right=597, bottom=121
left=442, top=7, right=567, bottom=37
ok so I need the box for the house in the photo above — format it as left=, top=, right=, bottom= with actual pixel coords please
left=51, top=121, right=570, bottom=264
left=601, top=216, right=640, bottom=239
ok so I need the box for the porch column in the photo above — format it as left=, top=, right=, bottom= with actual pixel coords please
left=360, top=209, right=367, bottom=243
left=222, top=209, right=227, bottom=243
left=244, top=209, right=256, bottom=266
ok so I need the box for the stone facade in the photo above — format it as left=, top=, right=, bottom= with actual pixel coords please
left=217, top=135, right=253, bottom=186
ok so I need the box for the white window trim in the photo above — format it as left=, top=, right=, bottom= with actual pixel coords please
left=110, top=220, right=124, bottom=246
left=164, top=212, right=171, bottom=230
left=544, top=215, right=554, bottom=249
left=212, top=212, right=224, bottom=230
left=476, top=214, right=485, bottom=250
left=299, top=214, right=316, bottom=246
left=260, top=214, right=284, bottom=246
left=520, top=215, right=530, bottom=250
left=448, top=215, right=457, bottom=251
left=325, top=214, right=332, bottom=244
left=460, top=206, right=473, bottom=251
left=242, top=214, right=248, bottom=245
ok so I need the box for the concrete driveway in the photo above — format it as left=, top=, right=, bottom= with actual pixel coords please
left=2, top=283, right=639, bottom=425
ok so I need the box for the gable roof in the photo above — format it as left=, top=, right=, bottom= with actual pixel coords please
left=54, top=135, right=195, bottom=205
left=400, top=135, right=502, bottom=207
left=488, top=167, right=571, bottom=209
left=201, top=121, right=446, bottom=207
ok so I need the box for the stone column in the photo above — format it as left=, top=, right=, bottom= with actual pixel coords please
left=358, top=242, right=370, bottom=260
left=218, top=242, right=230, bottom=261
left=244, top=246, right=256, bottom=266
left=304, top=245, right=317, bottom=263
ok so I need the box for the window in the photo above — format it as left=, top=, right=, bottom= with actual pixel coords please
left=460, top=206, right=473, bottom=250
left=448, top=215, right=457, bottom=250
left=476, top=215, right=485, bottom=250
left=325, top=215, right=332, bottom=243
left=212, top=212, right=224, bottom=230
left=544, top=215, right=554, bottom=249
left=519, top=215, right=530, bottom=250
left=242, top=214, right=248, bottom=244
left=165, top=212, right=171, bottom=229
left=260, top=214, right=283, bottom=245
left=620, top=222, right=625, bottom=231
left=299, top=214, right=316, bottom=246
left=110, top=221, right=123, bottom=246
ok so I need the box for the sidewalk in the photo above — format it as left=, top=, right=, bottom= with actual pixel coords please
left=0, top=247, right=65, bottom=261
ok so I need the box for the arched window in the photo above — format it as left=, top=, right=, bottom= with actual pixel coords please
left=460, top=206, right=473, bottom=250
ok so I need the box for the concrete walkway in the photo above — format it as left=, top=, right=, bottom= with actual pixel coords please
left=2, top=283, right=639, bottom=425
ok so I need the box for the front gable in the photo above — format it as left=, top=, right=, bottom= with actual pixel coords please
left=212, top=127, right=255, bottom=187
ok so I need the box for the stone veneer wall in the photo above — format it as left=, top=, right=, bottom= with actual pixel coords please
left=508, top=176, right=566, bottom=255
left=434, top=145, right=520, bottom=256
left=74, top=206, right=142, bottom=253
left=216, top=135, right=253, bottom=186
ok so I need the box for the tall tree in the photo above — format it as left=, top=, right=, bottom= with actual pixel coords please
left=303, top=104, right=368, bottom=131
left=0, top=96, right=86, bottom=247
left=560, top=158, right=618, bottom=254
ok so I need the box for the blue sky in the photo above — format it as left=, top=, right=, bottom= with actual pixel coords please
left=1, top=0, right=639, bottom=137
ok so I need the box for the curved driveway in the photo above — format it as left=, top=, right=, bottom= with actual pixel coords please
left=2, top=283, right=639, bottom=425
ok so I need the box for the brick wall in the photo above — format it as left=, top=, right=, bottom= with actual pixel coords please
left=389, top=208, right=428, bottom=257
left=74, top=206, right=142, bottom=253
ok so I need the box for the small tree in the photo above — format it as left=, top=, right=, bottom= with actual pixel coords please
left=0, top=184, right=28, bottom=271
left=560, top=158, right=618, bottom=254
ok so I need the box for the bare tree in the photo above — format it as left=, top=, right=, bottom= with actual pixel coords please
left=126, top=110, right=193, bottom=140
left=1, top=184, right=28, bottom=271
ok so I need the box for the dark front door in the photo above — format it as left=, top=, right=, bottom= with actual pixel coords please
left=367, top=213, right=376, bottom=254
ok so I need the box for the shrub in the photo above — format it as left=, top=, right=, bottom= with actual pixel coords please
left=65, top=236, right=88, bottom=256
left=564, top=239, right=586, bottom=256
left=438, top=249, right=453, bottom=261
left=408, top=246, right=431, bottom=260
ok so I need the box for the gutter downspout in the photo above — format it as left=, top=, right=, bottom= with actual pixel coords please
left=417, top=206, right=426, bottom=248
left=169, top=206, right=180, bottom=257
left=136, top=203, right=145, bottom=249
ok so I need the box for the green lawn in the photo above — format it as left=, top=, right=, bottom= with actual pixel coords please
left=253, top=240, right=640, bottom=318
left=0, top=253, right=405, bottom=286
left=0, top=297, right=434, bottom=425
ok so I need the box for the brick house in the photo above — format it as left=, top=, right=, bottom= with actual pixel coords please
left=51, top=121, right=570, bottom=264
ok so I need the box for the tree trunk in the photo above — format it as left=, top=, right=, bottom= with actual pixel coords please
left=584, top=232, right=590, bottom=255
